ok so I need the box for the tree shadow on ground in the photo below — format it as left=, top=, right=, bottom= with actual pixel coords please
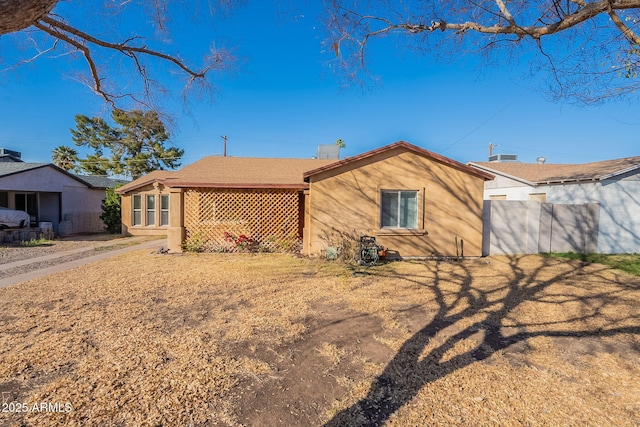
left=324, top=255, right=640, bottom=426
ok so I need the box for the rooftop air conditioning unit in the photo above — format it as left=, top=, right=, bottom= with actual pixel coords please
left=0, top=148, right=21, bottom=159
left=489, top=154, right=518, bottom=162
left=316, top=144, right=340, bottom=160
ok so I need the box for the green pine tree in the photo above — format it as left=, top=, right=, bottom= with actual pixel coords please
left=70, top=109, right=184, bottom=179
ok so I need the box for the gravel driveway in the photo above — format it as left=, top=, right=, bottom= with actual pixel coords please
left=0, top=234, right=165, bottom=283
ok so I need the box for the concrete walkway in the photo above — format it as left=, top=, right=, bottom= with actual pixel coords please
left=0, top=237, right=166, bottom=289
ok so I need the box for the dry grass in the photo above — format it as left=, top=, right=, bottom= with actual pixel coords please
left=318, top=343, right=348, bottom=366
left=0, top=252, right=638, bottom=426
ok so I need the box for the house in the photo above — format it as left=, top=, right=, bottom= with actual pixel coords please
left=303, top=142, right=493, bottom=257
left=0, top=162, right=126, bottom=236
left=115, top=157, right=337, bottom=252
left=469, top=156, right=640, bottom=254
left=117, top=141, right=493, bottom=257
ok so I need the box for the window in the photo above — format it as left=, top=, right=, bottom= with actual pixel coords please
left=490, top=195, right=507, bottom=200
left=133, top=195, right=142, bottom=226
left=529, top=193, right=547, bottom=202
left=146, top=195, right=156, bottom=226
left=15, top=193, right=37, bottom=216
left=160, top=195, right=170, bottom=226
left=381, top=191, right=418, bottom=229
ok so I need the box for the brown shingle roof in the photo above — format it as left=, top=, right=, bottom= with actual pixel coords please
left=116, top=157, right=338, bottom=194
left=470, top=156, right=640, bottom=184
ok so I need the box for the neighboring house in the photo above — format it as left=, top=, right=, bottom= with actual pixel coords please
left=469, top=156, right=640, bottom=254
left=0, top=162, right=126, bottom=235
left=65, top=174, right=129, bottom=235
left=117, top=141, right=493, bottom=257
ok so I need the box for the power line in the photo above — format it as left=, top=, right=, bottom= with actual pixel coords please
left=441, top=91, right=528, bottom=154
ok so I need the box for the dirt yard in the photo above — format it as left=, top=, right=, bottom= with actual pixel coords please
left=0, top=252, right=638, bottom=426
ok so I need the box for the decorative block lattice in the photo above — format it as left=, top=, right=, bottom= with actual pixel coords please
left=183, top=188, right=301, bottom=252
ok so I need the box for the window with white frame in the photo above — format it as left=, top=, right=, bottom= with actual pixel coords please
left=146, top=195, right=156, bottom=226
left=160, top=195, right=170, bottom=226
left=133, top=195, right=142, bottom=226
left=381, top=190, right=418, bottom=229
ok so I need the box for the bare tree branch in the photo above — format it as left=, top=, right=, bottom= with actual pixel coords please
left=2, top=38, right=60, bottom=71
left=326, top=0, right=640, bottom=102
left=354, top=1, right=620, bottom=39
left=33, top=19, right=114, bottom=106
left=39, top=16, right=210, bottom=80
left=606, top=1, right=640, bottom=44
left=1, top=0, right=235, bottom=110
left=494, top=0, right=516, bottom=25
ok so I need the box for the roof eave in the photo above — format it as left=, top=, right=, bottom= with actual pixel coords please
left=115, top=179, right=160, bottom=194
left=600, top=164, right=640, bottom=180
left=166, top=182, right=308, bottom=190
left=116, top=181, right=308, bottom=193
left=538, top=177, right=599, bottom=185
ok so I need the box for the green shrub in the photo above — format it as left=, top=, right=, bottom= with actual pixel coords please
left=19, top=238, right=52, bottom=247
left=100, top=185, right=122, bottom=234
left=183, top=232, right=208, bottom=252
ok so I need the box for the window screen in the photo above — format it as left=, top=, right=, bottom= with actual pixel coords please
left=381, top=191, right=418, bottom=229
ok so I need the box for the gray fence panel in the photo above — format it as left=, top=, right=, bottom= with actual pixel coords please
left=585, top=203, right=600, bottom=254
left=484, top=201, right=600, bottom=255
left=538, top=203, right=553, bottom=253
left=482, top=200, right=491, bottom=257
left=548, top=204, right=586, bottom=253
left=548, top=203, right=599, bottom=254
left=487, top=201, right=531, bottom=255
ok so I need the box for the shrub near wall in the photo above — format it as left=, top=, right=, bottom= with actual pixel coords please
left=100, top=186, right=122, bottom=234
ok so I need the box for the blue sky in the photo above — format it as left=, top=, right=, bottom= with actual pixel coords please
left=0, top=1, right=638, bottom=169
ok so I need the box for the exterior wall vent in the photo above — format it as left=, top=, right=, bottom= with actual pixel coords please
left=489, top=154, right=518, bottom=162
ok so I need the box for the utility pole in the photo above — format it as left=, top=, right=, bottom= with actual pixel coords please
left=488, top=142, right=499, bottom=157
left=221, top=135, right=227, bottom=157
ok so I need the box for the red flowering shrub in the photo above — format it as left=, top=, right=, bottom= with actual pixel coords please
left=223, top=232, right=254, bottom=251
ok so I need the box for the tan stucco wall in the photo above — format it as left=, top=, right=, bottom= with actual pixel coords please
left=120, top=183, right=172, bottom=237
left=166, top=188, right=185, bottom=252
left=305, top=149, right=486, bottom=257
left=121, top=193, right=131, bottom=234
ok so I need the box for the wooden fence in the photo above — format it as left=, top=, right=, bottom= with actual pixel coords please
left=183, top=188, right=302, bottom=252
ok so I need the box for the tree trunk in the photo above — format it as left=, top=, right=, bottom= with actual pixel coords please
left=0, top=0, right=58, bottom=34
